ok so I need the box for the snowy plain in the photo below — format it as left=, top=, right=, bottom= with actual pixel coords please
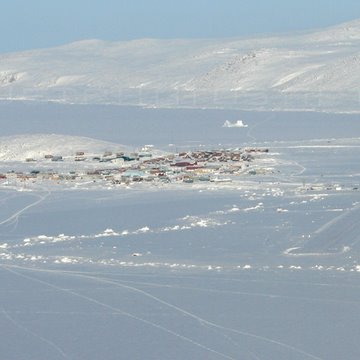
left=0, top=102, right=360, bottom=359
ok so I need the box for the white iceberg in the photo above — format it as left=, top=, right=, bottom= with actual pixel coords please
left=222, top=120, right=248, bottom=128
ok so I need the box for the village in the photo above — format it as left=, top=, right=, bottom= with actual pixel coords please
left=0, top=146, right=274, bottom=188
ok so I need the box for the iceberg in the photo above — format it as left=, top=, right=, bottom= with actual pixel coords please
left=222, top=120, right=248, bottom=128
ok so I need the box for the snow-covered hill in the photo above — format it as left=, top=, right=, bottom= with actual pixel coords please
left=1, top=19, right=360, bottom=112
left=0, top=134, right=128, bottom=161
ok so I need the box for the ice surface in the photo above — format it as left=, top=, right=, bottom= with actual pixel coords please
left=1, top=103, right=360, bottom=359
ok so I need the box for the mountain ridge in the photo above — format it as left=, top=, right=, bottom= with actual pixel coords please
left=1, top=18, right=360, bottom=112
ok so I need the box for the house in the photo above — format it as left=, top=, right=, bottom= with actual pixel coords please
left=52, top=156, right=63, bottom=162
left=171, top=161, right=196, bottom=167
left=119, top=155, right=136, bottom=162
left=120, top=170, right=145, bottom=182
left=138, top=151, right=152, bottom=158
left=121, top=170, right=145, bottom=178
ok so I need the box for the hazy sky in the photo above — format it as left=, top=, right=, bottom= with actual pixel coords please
left=1, top=0, right=360, bottom=53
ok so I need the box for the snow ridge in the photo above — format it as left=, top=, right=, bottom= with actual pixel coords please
left=0, top=134, right=127, bottom=161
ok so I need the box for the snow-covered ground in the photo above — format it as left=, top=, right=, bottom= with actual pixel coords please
left=1, top=19, right=360, bottom=112
left=0, top=134, right=129, bottom=162
left=1, top=104, right=360, bottom=359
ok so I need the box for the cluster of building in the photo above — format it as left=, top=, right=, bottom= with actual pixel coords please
left=1, top=147, right=271, bottom=187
